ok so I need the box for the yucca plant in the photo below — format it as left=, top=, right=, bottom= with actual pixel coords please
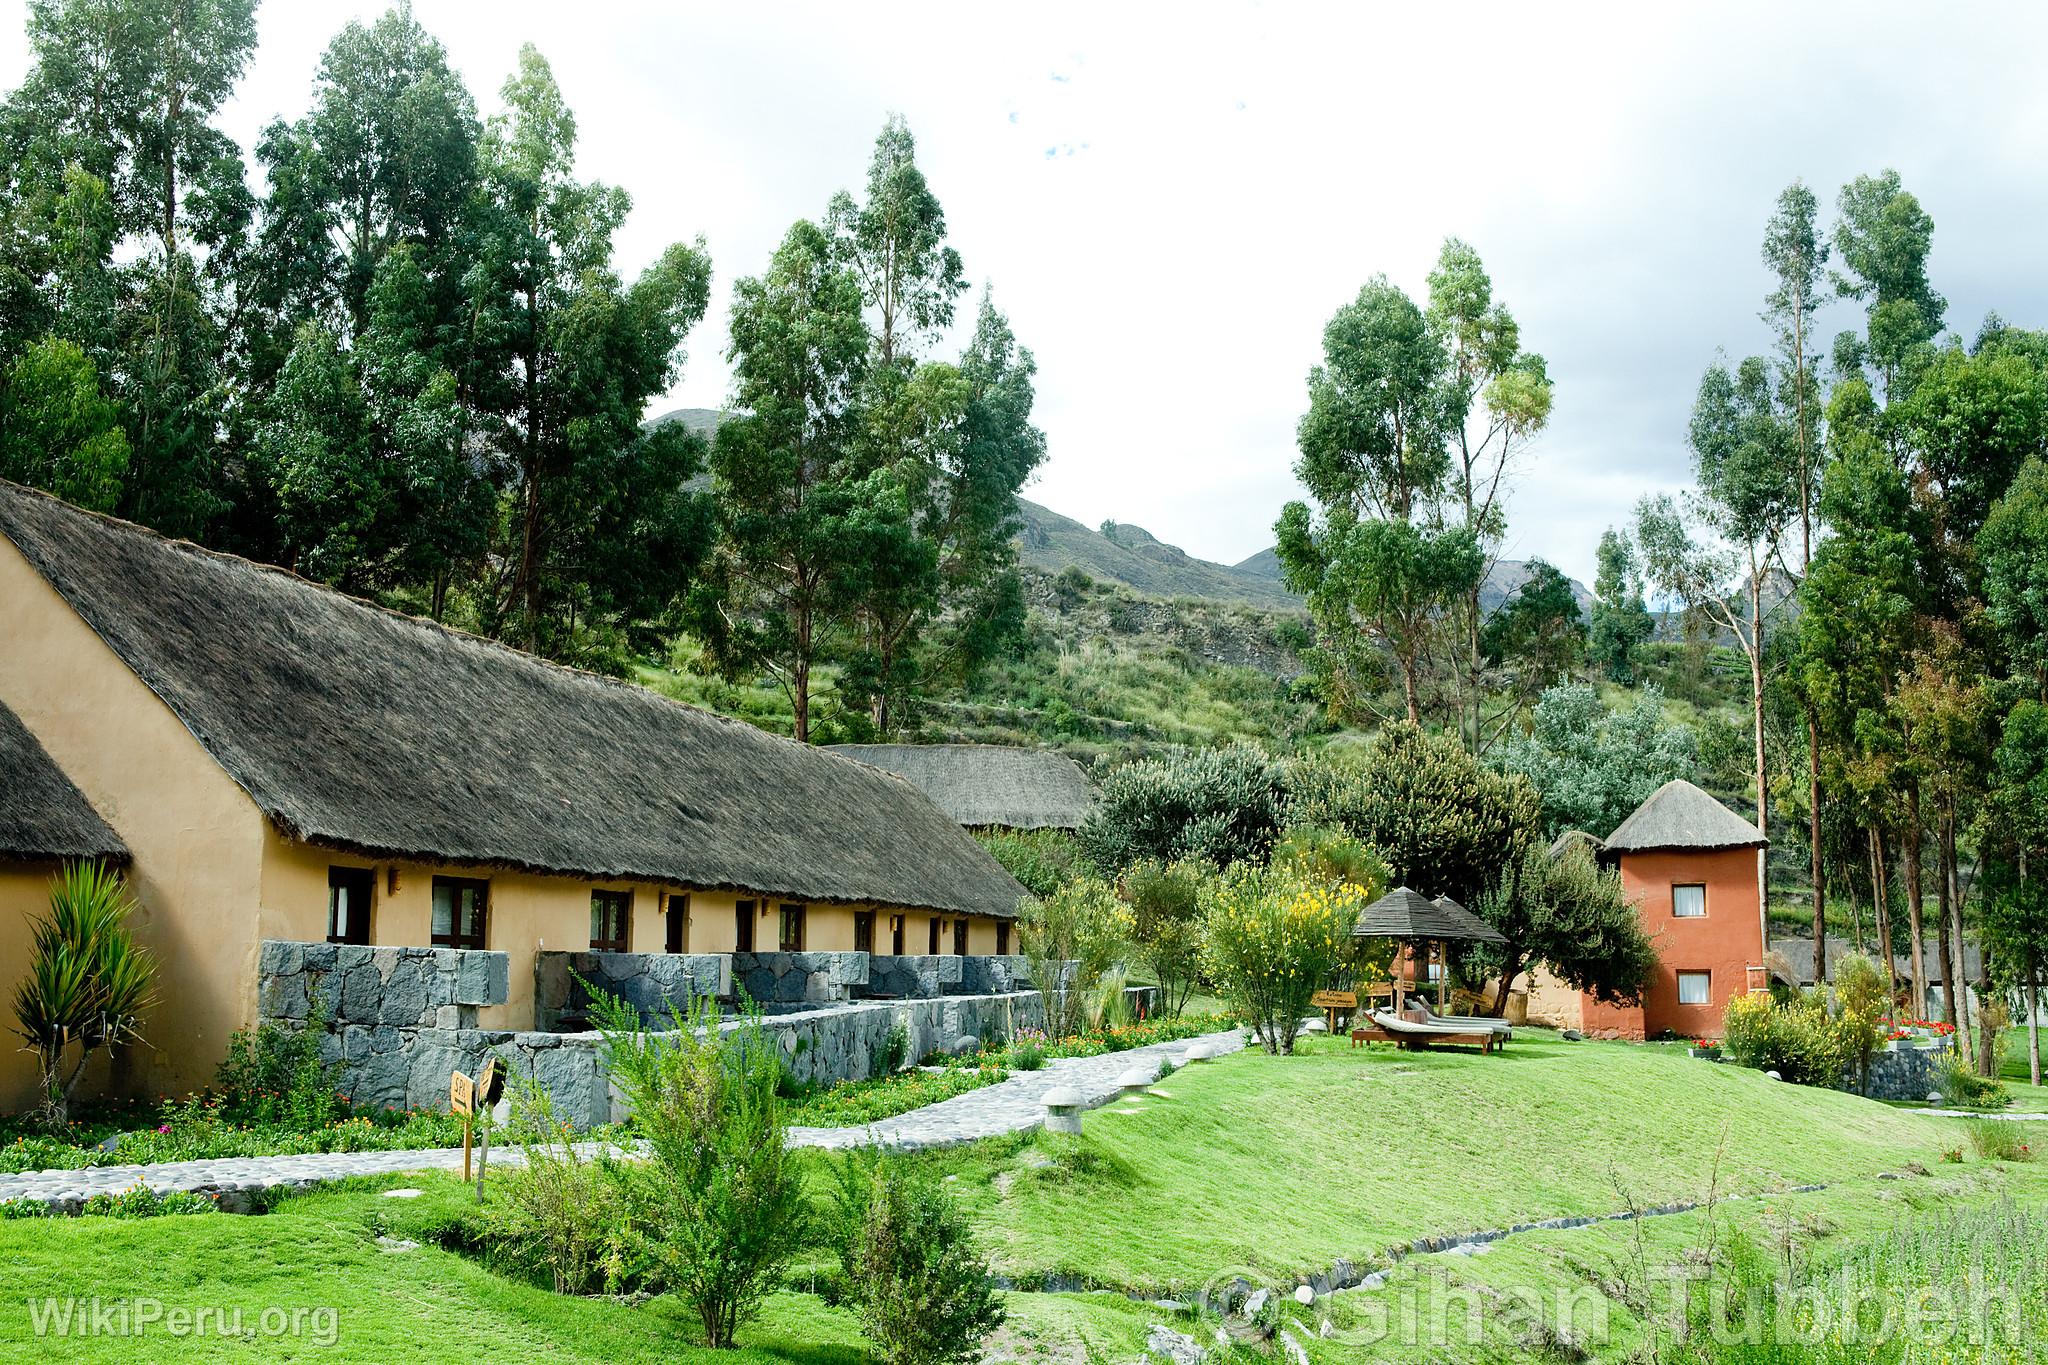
left=11, top=862, right=157, bottom=1128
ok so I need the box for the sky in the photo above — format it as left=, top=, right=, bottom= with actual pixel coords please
left=7, top=2, right=2048, bottom=585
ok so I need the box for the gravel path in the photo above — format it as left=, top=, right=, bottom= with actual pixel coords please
left=0, top=1027, right=1248, bottom=1211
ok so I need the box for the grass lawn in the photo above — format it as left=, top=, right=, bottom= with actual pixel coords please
left=915, top=1032, right=1968, bottom=1292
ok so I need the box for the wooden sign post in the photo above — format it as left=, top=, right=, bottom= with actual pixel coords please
left=450, top=1069, right=475, bottom=1181
left=472, top=1059, right=502, bottom=1201
left=1311, top=989, right=1358, bottom=1037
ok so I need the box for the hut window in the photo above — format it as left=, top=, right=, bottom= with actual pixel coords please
left=953, top=918, right=969, bottom=956
left=854, top=911, right=875, bottom=954
left=1672, top=884, right=1706, bottom=918
left=779, top=903, right=807, bottom=951
left=891, top=915, right=905, bottom=955
left=590, top=890, right=631, bottom=952
left=996, top=921, right=1011, bottom=955
left=1677, top=971, right=1711, bottom=1005
left=665, top=894, right=689, bottom=953
left=327, top=866, right=374, bottom=945
left=735, top=900, right=756, bottom=952
left=928, top=918, right=941, bottom=955
left=431, top=877, right=488, bottom=949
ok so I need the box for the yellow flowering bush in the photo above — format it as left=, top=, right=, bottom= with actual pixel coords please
left=1199, top=866, right=1363, bottom=1054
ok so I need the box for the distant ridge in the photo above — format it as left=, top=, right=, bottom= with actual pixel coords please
left=645, top=408, right=1590, bottom=615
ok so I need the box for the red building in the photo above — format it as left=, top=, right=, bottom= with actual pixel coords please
left=1576, top=780, right=1769, bottom=1041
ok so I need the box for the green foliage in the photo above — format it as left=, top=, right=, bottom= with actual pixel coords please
left=974, top=828, right=1084, bottom=899
left=1079, top=742, right=1286, bottom=873
left=1979, top=456, right=2048, bottom=679
left=0, top=337, right=129, bottom=511
left=213, top=998, right=344, bottom=1130
left=1963, top=1118, right=2033, bottom=1161
left=1270, top=825, right=1389, bottom=897
left=1935, top=1051, right=2007, bottom=1110
left=1019, top=879, right=1133, bottom=1040
left=831, top=1156, right=1005, bottom=1365
left=589, top=990, right=808, bottom=1347
left=1200, top=865, right=1361, bottom=1055
left=1720, top=992, right=1846, bottom=1088
left=11, top=862, right=157, bottom=1129
left=1471, top=841, right=1656, bottom=1010
left=1491, top=683, right=1698, bottom=839
left=786, top=1060, right=1004, bottom=1129
left=493, top=1075, right=636, bottom=1295
left=1479, top=558, right=1584, bottom=688
left=1589, top=527, right=1655, bottom=683
left=1287, top=721, right=1541, bottom=907
left=1117, top=858, right=1214, bottom=1018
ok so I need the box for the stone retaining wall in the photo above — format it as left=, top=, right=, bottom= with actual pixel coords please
left=258, top=940, right=509, bottom=1031
left=1843, top=1040, right=1953, bottom=1102
left=732, top=950, right=869, bottom=1004
left=533, top=952, right=731, bottom=1030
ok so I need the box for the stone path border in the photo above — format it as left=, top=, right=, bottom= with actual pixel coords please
left=0, top=1027, right=1248, bottom=1212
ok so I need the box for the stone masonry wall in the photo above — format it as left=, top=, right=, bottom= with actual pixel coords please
left=533, top=951, right=731, bottom=1030
left=258, top=940, right=509, bottom=1032
left=1841, top=1040, right=1954, bottom=1102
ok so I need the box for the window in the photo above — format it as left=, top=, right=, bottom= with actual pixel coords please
left=953, top=918, right=969, bottom=956
left=996, top=921, right=1010, bottom=955
left=1677, top=971, right=1711, bottom=1005
left=665, top=893, right=689, bottom=953
left=928, top=917, right=941, bottom=955
left=1672, top=884, right=1706, bottom=918
left=431, top=877, right=488, bottom=949
left=854, top=910, right=875, bottom=954
left=590, top=889, right=631, bottom=952
left=327, top=866, right=373, bottom=945
left=779, top=903, right=807, bottom=951
left=891, top=915, right=905, bottom=955
left=735, top=900, right=756, bottom=952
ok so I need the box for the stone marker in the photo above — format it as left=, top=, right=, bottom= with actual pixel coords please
left=1183, top=1042, right=1216, bottom=1063
left=1294, top=1283, right=1315, bottom=1304
left=1042, top=1085, right=1086, bottom=1135
left=1120, top=1065, right=1159, bottom=1098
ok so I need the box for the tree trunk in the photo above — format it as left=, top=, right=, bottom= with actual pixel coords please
left=1809, top=712, right=1826, bottom=982
left=1487, top=950, right=1525, bottom=1019
left=1902, top=786, right=1927, bottom=1019
left=1868, top=825, right=1898, bottom=1011
left=1401, top=652, right=1420, bottom=726
left=1748, top=573, right=1769, bottom=972
left=1978, top=951, right=1999, bottom=1079
left=1946, top=813, right=1975, bottom=1068
left=1936, top=828, right=1958, bottom=1032
left=2029, top=957, right=2042, bottom=1088
left=792, top=611, right=812, bottom=745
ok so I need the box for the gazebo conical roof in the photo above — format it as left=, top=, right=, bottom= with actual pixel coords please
left=1351, top=886, right=1505, bottom=944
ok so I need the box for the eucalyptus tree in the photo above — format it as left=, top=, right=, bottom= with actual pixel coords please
left=1426, top=238, right=1554, bottom=750
left=1587, top=527, right=1654, bottom=683
left=826, top=115, right=966, bottom=367
left=1831, top=170, right=1945, bottom=404
left=1637, top=354, right=1798, bottom=938
left=1278, top=275, right=1475, bottom=725
left=695, top=219, right=869, bottom=743
left=1763, top=180, right=1834, bottom=971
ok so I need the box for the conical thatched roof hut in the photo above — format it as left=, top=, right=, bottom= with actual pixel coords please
left=1352, top=886, right=1505, bottom=944
left=825, top=744, right=1095, bottom=831
left=0, top=699, right=126, bottom=864
left=1601, top=779, right=1766, bottom=857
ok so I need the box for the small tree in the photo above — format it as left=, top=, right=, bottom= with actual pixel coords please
left=1079, top=744, right=1286, bottom=873
left=1119, top=859, right=1212, bottom=1019
left=831, top=1153, right=1005, bottom=1365
left=1470, top=843, right=1656, bottom=1017
left=12, top=862, right=157, bottom=1128
left=590, top=990, right=808, bottom=1349
left=1019, top=879, right=1132, bottom=1039
left=1201, top=866, right=1362, bottom=1055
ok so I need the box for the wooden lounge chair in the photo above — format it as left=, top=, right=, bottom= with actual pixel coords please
left=1414, top=999, right=1511, bottom=1044
left=1369, top=1010, right=1498, bottom=1053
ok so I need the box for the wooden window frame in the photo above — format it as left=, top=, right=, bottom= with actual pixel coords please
left=953, top=917, right=969, bottom=956
left=891, top=914, right=905, bottom=955
left=327, top=865, right=374, bottom=946
left=854, top=910, right=875, bottom=955
left=431, top=876, right=489, bottom=950
left=590, top=889, right=632, bottom=953
left=927, top=917, right=941, bottom=956
left=735, top=899, right=756, bottom=953
left=1671, top=883, right=1707, bottom=919
left=779, top=903, right=807, bottom=952
left=996, top=921, right=1011, bottom=956
left=1676, top=970, right=1711, bottom=1005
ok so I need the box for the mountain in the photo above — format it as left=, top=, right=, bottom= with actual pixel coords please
left=644, top=408, right=1591, bottom=616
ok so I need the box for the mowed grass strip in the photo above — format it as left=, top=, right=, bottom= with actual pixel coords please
left=923, top=1032, right=1963, bottom=1289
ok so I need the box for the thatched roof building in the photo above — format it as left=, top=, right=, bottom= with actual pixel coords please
left=1547, top=829, right=1604, bottom=861
left=1601, top=779, right=1766, bottom=857
left=0, top=481, right=1025, bottom=918
left=0, top=698, right=126, bottom=864
left=825, top=744, right=1095, bottom=831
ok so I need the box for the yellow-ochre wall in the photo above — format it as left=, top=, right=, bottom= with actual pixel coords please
left=0, top=536, right=272, bottom=1104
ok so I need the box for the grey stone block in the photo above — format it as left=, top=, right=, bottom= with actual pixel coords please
left=456, top=951, right=509, bottom=1006
left=301, top=942, right=338, bottom=972
left=261, top=971, right=310, bottom=1021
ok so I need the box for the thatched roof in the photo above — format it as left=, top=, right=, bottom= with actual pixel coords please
left=1602, top=779, right=1766, bottom=856
left=825, top=744, right=1095, bottom=830
left=0, top=481, right=1027, bottom=918
left=1352, top=886, right=1506, bottom=944
left=0, top=698, right=126, bottom=864
left=1548, top=829, right=1604, bottom=861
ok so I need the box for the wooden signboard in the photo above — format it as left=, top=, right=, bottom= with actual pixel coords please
left=1311, top=989, right=1359, bottom=1035
left=451, top=1069, right=476, bottom=1180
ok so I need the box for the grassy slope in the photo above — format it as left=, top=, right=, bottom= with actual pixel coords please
left=917, top=1034, right=1964, bottom=1292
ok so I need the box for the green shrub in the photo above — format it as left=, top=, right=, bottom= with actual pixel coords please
left=591, top=990, right=808, bottom=1348
left=1936, top=1051, right=2008, bottom=1109
left=975, top=828, right=1086, bottom=900
left=1829, top=952, right=1887, bottom=1089
left=492, top=1075, right=635, bottom=1294
left=1964, top=1118, right=2034, bottom=1162
left=214, top=990, right=345, bottom=1129
left=1721, top=991, right=1844, bottom=1087
left=1200, top=865, right=1360, bottom=1055
left=1119, top=858, right=1212, bottom=1018
left=1020, top=879, right=1132, bottom=1040
left=832, top=1155, right=1006, bottom=1365
left=1079, top=743, right=1286, bottom=873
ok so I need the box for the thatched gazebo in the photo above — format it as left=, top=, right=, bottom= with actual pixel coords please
left=1351, top=885, right=1505, bottom=1012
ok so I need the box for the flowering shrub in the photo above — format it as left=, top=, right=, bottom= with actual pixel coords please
left=1200, top=866, right=1362, bottom=1055
left=1722, top=992, right=1846, bottom=1087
